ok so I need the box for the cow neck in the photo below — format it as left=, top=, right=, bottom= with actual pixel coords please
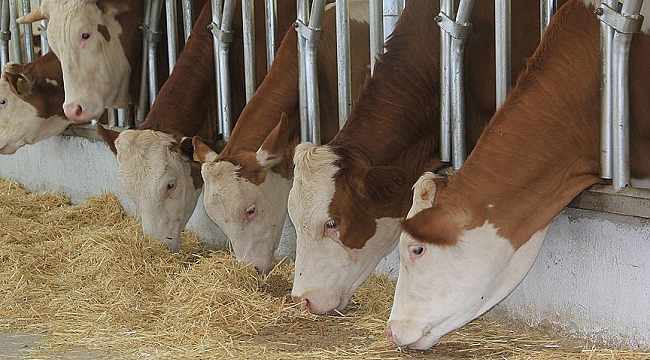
left=217, top=27, right=300, bottom=171
left=140, top=1, right=217, bottom=142
left=330, top=0, right=440, bottom=169
left=114, top=0, right=145, bottom=107
left=435, top=0, right=603, bottom=249
left=29, top=52, right=65, bottom=118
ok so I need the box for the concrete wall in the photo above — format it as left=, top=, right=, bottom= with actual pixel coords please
left=1, top=134, right=648, bottom=349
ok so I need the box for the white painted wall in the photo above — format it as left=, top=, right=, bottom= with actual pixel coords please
left=1, top=134, right=648, bottom=349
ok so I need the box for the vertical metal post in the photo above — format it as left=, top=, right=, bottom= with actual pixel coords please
left=264, top=0, right=277, bottom=69
left=449, top=0, right=476, bottom=170
left=165, top=0, right=179, bottom=72
left=383, top=0, right=401, bottom=39
left=8, top=0, right=21, bottom=63
left=599, top=0, right=616, bottom=180
left=182, top=0, right=193, bottom=43
left=211, top=0, right=236, bottom=141
left=242, top=0, right=257, bottom=102
left=0, top=0, right=10, bottom=67
left=495, top=0, right=511, bottom=109
left=438, top=0, right=453, bottom=163
left=303, top=0, right=326, bottom=144
left=369, top=0, right=383, bottom=73
left=146, top=0, right=164, bottom=106
left=336, top=0, right=351, bottom=128
left=20, top=0, right=33, bottom=62
left=539, top=0, right=556, bottom=36
left=297, top=0, right=309, bottom=142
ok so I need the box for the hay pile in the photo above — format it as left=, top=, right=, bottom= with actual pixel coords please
left=0, top=178, right=649, bottom=359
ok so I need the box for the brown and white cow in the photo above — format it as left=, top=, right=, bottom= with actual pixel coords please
left=386, top=0, right=650, bottom=350
left=0, top=51, right=70, bottom=154
left=287, top=0, right=550, bottom=315
left=192, top=1, right=370, bottom=275
left=97, top=1, right=297, bottom=253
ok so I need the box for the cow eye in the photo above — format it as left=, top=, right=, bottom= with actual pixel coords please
left=81, top=32, right=90, bottom=40
left=0, top=99, right=7, bottom=106
left=166, top=182, right=176, bottom=190
left=245, top=204, right=257, bottom=215
left=325, top=220, right=338, bottom=230
left=409, top=245, right=425, bottom=257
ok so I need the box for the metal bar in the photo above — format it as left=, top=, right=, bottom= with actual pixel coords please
left=336, top=0, right=351, bottom=128
left=108, top=108, right=118, bottom=128
left=264, top=0, right=277, bottom=69
left=304, top=0, right=326, bottom=144
left=138, top=0, right=153, bottom=123
left=8, top=0, right=22, bottom=63
left=450, top=0, right=476, bottom=170
left=147, top=0, right=164, bottom=106
left=369, top=0, right=383, bottom=73
left=216, top=0, right=237, bottom=140
left=117, top=108, right=126, bottom=127
left=242, top=0, right=257, bottom=102
left=165, top=0, right=179, bottom=72
left=0, top=0, right=10, bottom=66
left=182, top=0, right=193, bottom=43
left=20, top=0, right=33, bottom=62
left=383, top=0, right=400, bottom=39
left=539, top=0, right=556, bottom=36
left=611, top=0, right=644, bottom=190
left=495, top=0, right=511, bottom=108
left=439, top=0, right=453, bottom=163
left=600, top=0, right=616, bottom=180
left=297, top=0, right=309, bottom=142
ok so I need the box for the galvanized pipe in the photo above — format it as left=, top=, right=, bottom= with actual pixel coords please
left=450, top=0, right=476, bottom=170
left=165, top=0, right=179, bottom=72
left=296, top=0, right=309, bottom=142
left=146, top=0, right=164, bottom=106
left=369, top=0, right=383, bottom=73
left=495, top=0, right=511, bottom=109
left=0, top=0, right=10, bottom=66
left=438, top=0, right=453, bottom=163
left=599, top=0, right=616, bottom=180
left=182, top=0, right=193, bottom=43
left=264, top=0, right=277, bottom=68
left=38, top=19, right=48, bottom=54
left=382, top=0, right=401, bottom=39
left=303, top=0, right=326, bottom=144
left=611, top=0, right=644, bottom=190
left=213, top=0, right=236, bottom=141
left=8, top=0, right=21, bottom=63
left=137, top=0, right=153, bottom=123
left=336, top=0, right=351, bottom=128
left=539, top=0, right=556, bottom=36
left=242, top=0, right=257, bottom=102
left=20, top=0, right=34, bottom=62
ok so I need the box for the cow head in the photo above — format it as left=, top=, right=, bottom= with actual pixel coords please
left=193, top=114, right=296, bottom=274
left=386, top=172, right=547, bottom=350
left=98, top=126, right=202, bottom=252
left=0, top=60, right=70, bottom=154
left=288, top=142, right=406, bottom=314
left=19, top=0, right=137, bottom=123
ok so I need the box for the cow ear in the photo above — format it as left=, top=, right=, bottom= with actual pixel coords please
left=4, top=65, right=33, bottom=96
left=95, top=124, right=119, bottom=154
left=257, top=112, right=299, bottom=169
left=192, top=136, right=219, bottom=163
left=360, top=165, right=407, bottom=201
left=179, top=137, right=194, bottom=160
left=408, top=172, right=446, bottom=216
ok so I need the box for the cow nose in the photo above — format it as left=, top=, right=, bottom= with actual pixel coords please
left=64, top=103, right=88, bottom=123
left=291, top=295, right=310, bottom=312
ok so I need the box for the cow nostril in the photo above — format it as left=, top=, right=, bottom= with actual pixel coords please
left=291, top=295, right=309, bottom=311
left=74, top=104, right=83, bottom=117
left=254, top=266, right=263, bottom=275
left=386, top=325, right=394, bottom=341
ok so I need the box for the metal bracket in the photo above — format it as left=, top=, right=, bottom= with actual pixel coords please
left=596, top=3, right=644, bottom=34
left=293, top=19, right=323, bottom=42
left=208, top=22, right=234, bottom=43
left=0, top=30, right=10, bottom=41
left=139, top=23, right=163, bottom=43
left=435, top=11, right=473, bottom=39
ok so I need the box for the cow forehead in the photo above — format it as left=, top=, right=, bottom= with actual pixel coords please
left=115, top=130, right=184, bottom=184
left=202, top=161, right=247, bottom=197
left=291, top=148, right=340, bottom=215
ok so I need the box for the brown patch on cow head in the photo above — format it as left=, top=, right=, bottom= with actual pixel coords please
left=169, top=136, right=202, bottom=190
left=400, top=206, right=468, bottom=246
left=97, top=24, right=111, bottom=42
left=95, top=124, right=120, bottom=154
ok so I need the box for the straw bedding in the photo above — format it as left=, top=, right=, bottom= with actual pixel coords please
left=0, top=177, right=648, bottom=359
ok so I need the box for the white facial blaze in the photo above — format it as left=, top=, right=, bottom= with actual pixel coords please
left=288, top=143, right=400, bottom=314
left=42, top=0, right=130, bottom=121
left=115, top=130, right=201, bottom=252
left=201, top=160, right=292, bottom=274
left=388, top=221, right=548, bottom=350
left=0, top=78, right=70, bottom=154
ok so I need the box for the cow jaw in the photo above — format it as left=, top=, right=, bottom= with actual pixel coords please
left=115, top=130, right=201, bottom=252
left=42, top=0, right=130, bottom=122
left=201, top=160, right=292, bottom=274
left=387, top=222, right=547, bottom=350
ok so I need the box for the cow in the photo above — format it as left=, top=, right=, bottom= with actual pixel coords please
left=287, top=0, right=551, bottom=315
left=0, top=51, right=70, bottom=154
left=191, top=1, right=370, bottom=275
left=386, top=0, right=650, bottom=350
left=17, top=0, right=208, bottom=123
left=97, top=1, right=298, bottom=253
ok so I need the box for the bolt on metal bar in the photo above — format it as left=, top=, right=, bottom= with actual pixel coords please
left=0, top=0, right=10, bottom=66
left=182, top=0, right=193, bottom=43
left=242, top=0, right=257, bottom=102
left=438, top=0, right=453, bottom=163
left=599, top=0, right=616, bottom=180
left=296, top=0, right=309, bottom=142
left=165, top=0, right=179, bottom=72
left=211, top=0, right=236, bottom=141
left=8, top=0, right=21, bottom=63
left=369, top=0, right=383, bottom=74
left=336, top=0, right=351, bottom=128
left=20, top=0, right=33, bottom=62
left=539, top=0, right=556, bottom=36
left=495, top=0, right=511, bottom=109
left=264, top=0, right=277, bottom=69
